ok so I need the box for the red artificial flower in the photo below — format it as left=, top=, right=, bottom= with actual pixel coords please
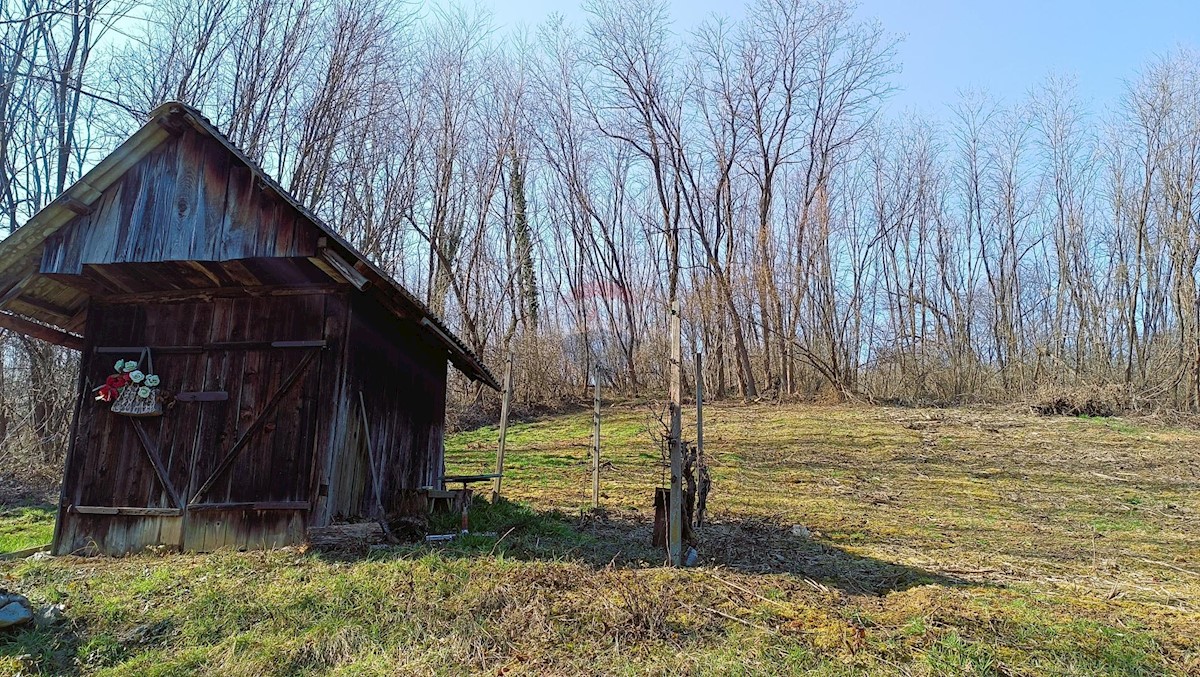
left=96, top=384, right=119, bottom=402
left=105, top=374, right=128, bottom=389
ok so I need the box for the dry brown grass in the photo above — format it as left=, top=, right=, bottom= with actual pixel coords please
left=0, top=402, right=1196, bottom=675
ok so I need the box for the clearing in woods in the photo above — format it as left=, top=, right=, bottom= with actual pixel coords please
left=0, top=402, right=1197, bottom=675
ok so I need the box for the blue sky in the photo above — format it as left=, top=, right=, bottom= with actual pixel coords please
left=479, top=0, right=1200, bottom=117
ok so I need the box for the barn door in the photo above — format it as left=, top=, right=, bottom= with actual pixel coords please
left=181, top=340, right=324, bottom=551
left=55, top=340, right=214, bottom=555
left=54, top=294, right=342, bottom=556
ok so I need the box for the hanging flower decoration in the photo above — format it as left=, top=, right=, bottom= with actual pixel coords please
left=95, top=358, right=162, bottom=406
left=106, top=374, right=131, bottom=390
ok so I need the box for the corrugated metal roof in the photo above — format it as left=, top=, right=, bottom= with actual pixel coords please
left=0, top=101, right=499, bottom=390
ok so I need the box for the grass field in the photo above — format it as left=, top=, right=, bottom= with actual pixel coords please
left=0, top=402, right=1197, bottom=675
left=0, top=504, right=55, bottom=554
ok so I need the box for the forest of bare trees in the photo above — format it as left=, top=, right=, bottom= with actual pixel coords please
left=4, top=0, right=1200, bottom=472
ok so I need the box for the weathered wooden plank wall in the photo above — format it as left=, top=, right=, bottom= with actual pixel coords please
left=330, top=297, right=448, bottom=519
left=39, top=129, right=319, bottom=276
left=328, top=408, right=370, bottom=521
left=55, top=291, right=347, bottom=555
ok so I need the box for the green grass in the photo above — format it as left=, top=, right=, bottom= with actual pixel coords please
left=0, top=504, right=55, bottom=553
left=1, top=402, right=1198, bottom=675
left=1076, top=414, right=1145, bottom=435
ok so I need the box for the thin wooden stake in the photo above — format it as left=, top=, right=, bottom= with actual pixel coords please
left=695, top=352, right=704, bottom=462
left=492, top=352, right=514, bottom=501
left=592, top=369, right=601, bottom=509
left=695, top=350, right=706, bottom=526
left=358, top=391, right=395, bottom=543
left=668, top=298, right=683, bottom=566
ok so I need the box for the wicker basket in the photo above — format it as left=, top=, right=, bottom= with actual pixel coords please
left=110, top=348, right=162, bottom=417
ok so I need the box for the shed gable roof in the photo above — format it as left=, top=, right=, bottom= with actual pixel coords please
left=0, top=101, right=497, bottom=389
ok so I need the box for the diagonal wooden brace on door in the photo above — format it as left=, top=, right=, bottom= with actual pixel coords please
left=189, top=349, right=318, bottom=504
left=130, top=419, right=185, bottom=510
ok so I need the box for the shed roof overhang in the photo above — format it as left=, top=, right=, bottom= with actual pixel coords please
left=0, top=102, right=498, bottom=390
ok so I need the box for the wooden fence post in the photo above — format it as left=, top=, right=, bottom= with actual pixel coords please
left=695, top=351, right=708, bottom=527
left=695, top=352, right=704, bottom=462
left=668, top=298, right=683, bottom=566
left=592, top=368, right=601, bottom=509
left=492, top=352, right=513, bottom=501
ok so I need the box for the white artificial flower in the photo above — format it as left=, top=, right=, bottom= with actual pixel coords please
left=130, top=370, right=145, bottom=383
left=137, top=386, right=151, bottom=399
left=145, top=374, right=160, bottom=387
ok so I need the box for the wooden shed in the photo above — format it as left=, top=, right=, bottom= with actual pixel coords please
left=0, top=102, right=498, bottom=555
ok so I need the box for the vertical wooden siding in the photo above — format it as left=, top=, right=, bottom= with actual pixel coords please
left=38, top=129, right=319, bottom=275
left=55, top=291, right=348, bottom=555
left=323, top=297, right=448, bottom=521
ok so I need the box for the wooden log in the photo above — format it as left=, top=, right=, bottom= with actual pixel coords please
left=95, top=345, right=203, bottom=354
left=306, top=522, right=385, bottom=550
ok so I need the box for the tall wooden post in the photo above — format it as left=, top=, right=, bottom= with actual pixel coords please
left=492, top=352, right=514, bottom=501
left=695, top=350, right=704, bottom=470
left=592, top=369, right=601, bottom=509
left=668, top=298, right=683, bottom=566
left=695, top=350, right=707, bottom=527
